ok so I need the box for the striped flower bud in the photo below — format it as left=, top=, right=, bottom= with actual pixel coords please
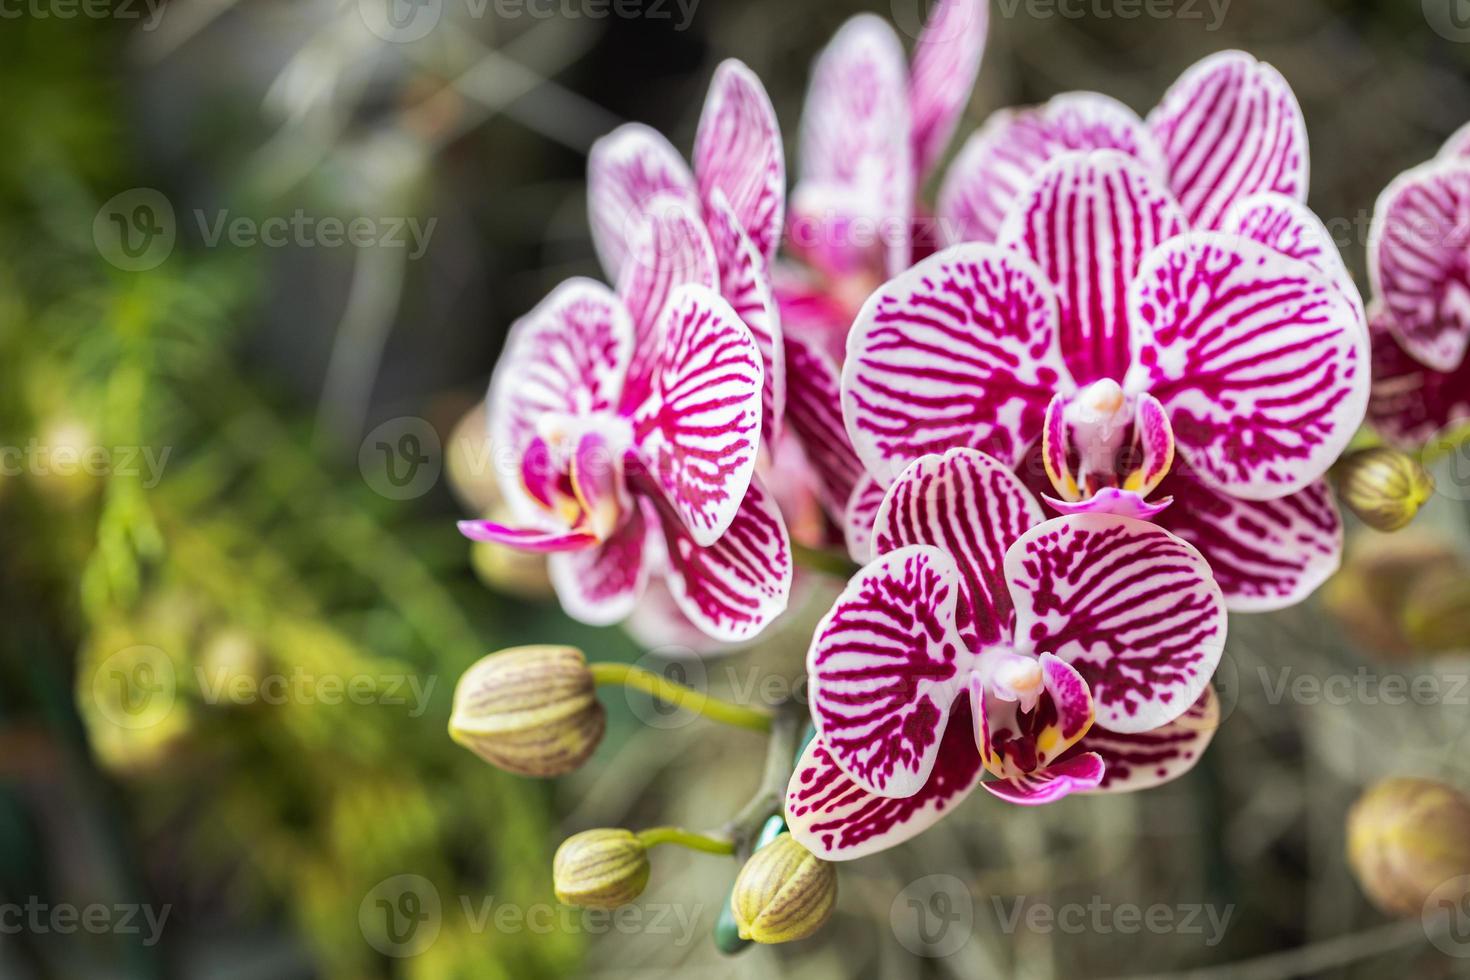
left=448, top=646, right=604, bottom=777
left=1337, top=448, right=1435, bottom=532
left=553, top=829, right=650, bottom=909
left=1348, top=777, right=1470, bottom=917
left=731, top=833, right=837, bottom=944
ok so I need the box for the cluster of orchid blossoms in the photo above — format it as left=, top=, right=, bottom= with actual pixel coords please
left=447, top=0, right=1457, bottom=949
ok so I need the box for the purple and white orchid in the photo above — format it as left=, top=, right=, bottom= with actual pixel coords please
left=844, top=57, right=1372, bottom=610
left=1366, top=121, right=1470, bottom=447
left=459, top=61, right=794, bottom=642
left=785, top=448, right=1225, bottom=860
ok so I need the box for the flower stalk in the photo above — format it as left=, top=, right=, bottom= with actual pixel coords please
left=589, top=662, right=774, bottom=733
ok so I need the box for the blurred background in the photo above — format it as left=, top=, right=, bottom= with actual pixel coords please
left=5, top=0, right=1470, bottom=976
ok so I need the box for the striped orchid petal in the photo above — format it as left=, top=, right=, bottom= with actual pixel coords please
left=1081, top=686, right=1219, bottom=793
left=843, top=243, right=1068, bottom=483
left=1006, top=515, right=1227, bottom=734
left=1368, top=304, right=1470, bottom=447
left=873, top=449, right=1044, bottom=646
left=981, top=752, right=1105, bottom=805
left=547, top=502, right=654, bottom=627
left=1129, top=234, right=1369, bottom=501
left=1368, top=159, right=1470, bottom=373
left=784, top=334, right=864, bottom=518
left=631, top=284, right=763, bottom=546
left=774, top=264, right=853, bottom=363
left=457, top=521, right=596, bottom=552
left=658, top=476, right=792, bottom=643
left=618, top=194, right=720, bottom=403
left=908, top=0, right=989, bottom=181
left=785, top=704, right=985, bottom=861
left=938, top=92, right=1164, bottom=246
left=695, top=59, right=785, bottom=267
left=706, top=190, right=785, bottom=446
left=1224, top=193, right=1354, bottom=296
left=806, top=545, right=973, bottom=798
left=999, top=150, right=1186, bottom=386
left=488, top=279, right=634, bottom=520
left=1152, top=469, right=1342, bottom=613
left=588, top=124, right=698, bottom=283
left=799, top=14, right=913, bottom=276
left=1148, top=51, right=1309, bottom=231
left=843, top=474, right=887, bottom=564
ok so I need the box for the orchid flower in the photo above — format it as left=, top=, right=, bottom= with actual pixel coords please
left=784, top=448, right=1225, bottom=860
left=458, top=62, right=794, bottom=642
left=774, top=0, right=988, bottom=551
left=1365, top=121, right=1470, bottom=446
left=845, top=110, right=1370, bottom=611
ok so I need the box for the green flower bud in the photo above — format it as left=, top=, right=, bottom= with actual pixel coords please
left=1337, top=448, right=1435, bottom=533
left=1348, top=777, right=1470, bottom=917
left=1401, top=567, right=1470, bottom=654
left=448, top=646, right=604, bottom=777
left=553, top=829, right=650, bottom=909
left=731, top=834, right=837, bottom=944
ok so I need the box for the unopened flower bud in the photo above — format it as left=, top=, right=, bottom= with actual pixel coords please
left=731, top=834, right=837, bottom=944
left=553, top=829, right=650, bottom=908
left=1347, top=777, right=1470, bottom=917
left=1337, top=448, right=1434, bottom=532
left=446, top=403, right=501, bottom=516
left=448, top=646, right=604, bottom=777
left=1401, top=568, right=1470, bottom=654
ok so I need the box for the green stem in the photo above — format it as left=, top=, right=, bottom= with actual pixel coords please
left=636, top=826, right=735, bottom=855
left=589, top=662, right=774, bottom=733
left=720, top=707, right=803, bottom=857
left=791, top=542, right=861, bottom=581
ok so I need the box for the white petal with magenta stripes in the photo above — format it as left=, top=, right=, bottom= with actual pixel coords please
left=457, top=521, right=596, bottom=553
left=631, top=284, right=763, bottom=546
left=1081, top=686, right=1219, bottom=793
left=873, top=449, right=1043, bottom=646
left=1224, top=192, right=1365, bottom=333
left=1006, top=515, right=1227, bottom=734
left=806, top=545, right=974, bottom=798
left=798, top=14, right=913, bottom=275
left=843, top=474, right=888, bottom=565
left=842, top=243, right=1069, bottom=483
left=706, top=190, right=785, bottom=446
left=908, top=0, right=989, bottom=182
left=547, top=504, right=654, bottom=627
left=1368, top=159, right=1470, bottom=373
left=1148, top=50, right=1309, bottom=231
left=784, top=333, right=863, bottom=518
left=588, top=123, right=699, bottom=283
left=999, top=150, right=1186, bottom=386
left=786, top=704, right=985, bottom=861
left=1129, top=233, right=1369, bottom=500
left=981, top=753, right=1105, bottom=806
left=1151, top=472, right=1341, bottom=613
left=488, top=279, right=634, bottom=520
left=657, top=476, right=792, bottom=643
left=938, top=92, right=1165, bottom=246
left=1368, top=304, right=1470, bottom=448
left=618, top=194, right=720, bottom=402
left=695, top=59, right=785, bottom=267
